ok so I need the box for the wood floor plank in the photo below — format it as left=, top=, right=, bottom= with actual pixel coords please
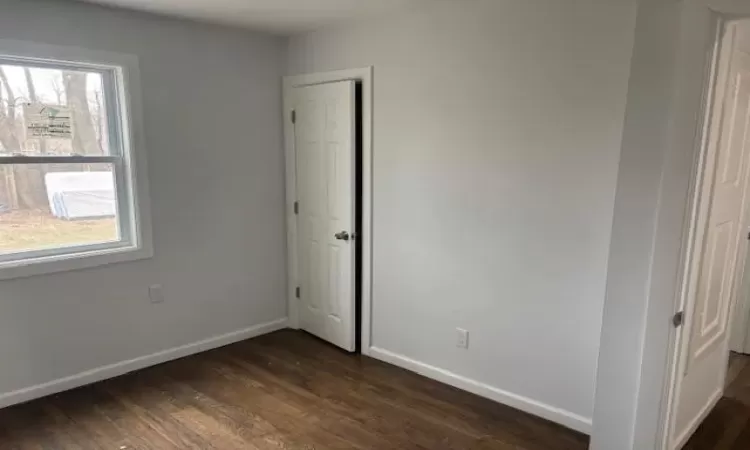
left=686, top=352, right=750, bottom=449
left=238, top=340, right=510, bottom=448
left=248, top=333, right=582, bottom=449
left=0, top=330, right=589, bottom=449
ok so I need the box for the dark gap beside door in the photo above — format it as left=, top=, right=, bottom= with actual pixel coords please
left=355, top=81, right=363, bottom=354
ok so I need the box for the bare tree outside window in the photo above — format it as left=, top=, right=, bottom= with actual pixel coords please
left=0, top=64, right=117, bottom=254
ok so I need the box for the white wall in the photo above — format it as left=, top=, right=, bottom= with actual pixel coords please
left=287, top=0, right=636, bottom=428
left=0, top=0, right=287, bottom=402
left=591, top=1, right=682, bottom=447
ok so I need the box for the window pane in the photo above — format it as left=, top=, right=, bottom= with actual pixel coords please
left=0, top=163, right=120, bottom=256
left=0, top=63, right=112, bottom=156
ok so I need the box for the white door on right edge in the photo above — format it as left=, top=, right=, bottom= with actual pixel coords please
left=669, top=30, right=750, bottom=449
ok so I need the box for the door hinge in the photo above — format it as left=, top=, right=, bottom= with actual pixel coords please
left=294, top=201, right=299, bottom=215
left=291, top=110, right=296, bottom=124
left=672, top=311, right=685, bottom=328
left=295, top=286, right=300, bottom=298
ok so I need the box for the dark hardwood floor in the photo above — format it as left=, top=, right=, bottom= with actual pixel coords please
left=684, top=352, right=750, bottom=449
left=0, top=330, right=588, bottom=449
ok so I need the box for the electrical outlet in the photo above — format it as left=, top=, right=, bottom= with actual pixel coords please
left=456, top=328, right=469, bottom=349
left=149, top=284, right=165, bottom=304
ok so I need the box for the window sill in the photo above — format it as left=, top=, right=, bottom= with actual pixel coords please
left=0, top=245, right=153, bottom=281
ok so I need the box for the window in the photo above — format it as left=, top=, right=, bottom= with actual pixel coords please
left=0, top=41, right=151, bottom=278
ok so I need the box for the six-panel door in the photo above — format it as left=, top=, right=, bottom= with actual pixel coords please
left=293, top=81, right=356, bottom=352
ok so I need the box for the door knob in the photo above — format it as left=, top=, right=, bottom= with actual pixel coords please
left=334, top=231, right=350, bottom=241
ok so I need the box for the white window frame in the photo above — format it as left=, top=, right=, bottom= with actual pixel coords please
left=0, top=40, right=152, bottom=280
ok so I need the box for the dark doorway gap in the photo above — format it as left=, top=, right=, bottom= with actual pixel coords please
left=355, top=81, right=363, bottom=354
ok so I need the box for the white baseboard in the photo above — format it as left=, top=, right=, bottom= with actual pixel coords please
left=368, top=346, right=592, bottom=434
left=0, top=317, right=288, bottom=409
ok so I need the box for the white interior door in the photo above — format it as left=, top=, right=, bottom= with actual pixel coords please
left=293, top=81, right=356, bottom=352
left=669, top=27, right=750, bottom=449
left=730, top=25, right=750, bottom=357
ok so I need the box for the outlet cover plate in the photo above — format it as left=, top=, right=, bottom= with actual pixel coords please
left=456, top=328, right=469, bottom=349
left=149, top=284, right=165, bottom=304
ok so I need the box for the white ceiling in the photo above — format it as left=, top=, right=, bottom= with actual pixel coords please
left=78, top=0, right=433, bottom=34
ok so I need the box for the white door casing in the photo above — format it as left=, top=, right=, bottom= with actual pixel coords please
left=293, top=81, right=356, bottom=352
left=669, top=24, right=750, bottom=449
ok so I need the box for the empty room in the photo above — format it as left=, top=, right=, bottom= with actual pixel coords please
left=0, top=0, right=748, bottom=449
